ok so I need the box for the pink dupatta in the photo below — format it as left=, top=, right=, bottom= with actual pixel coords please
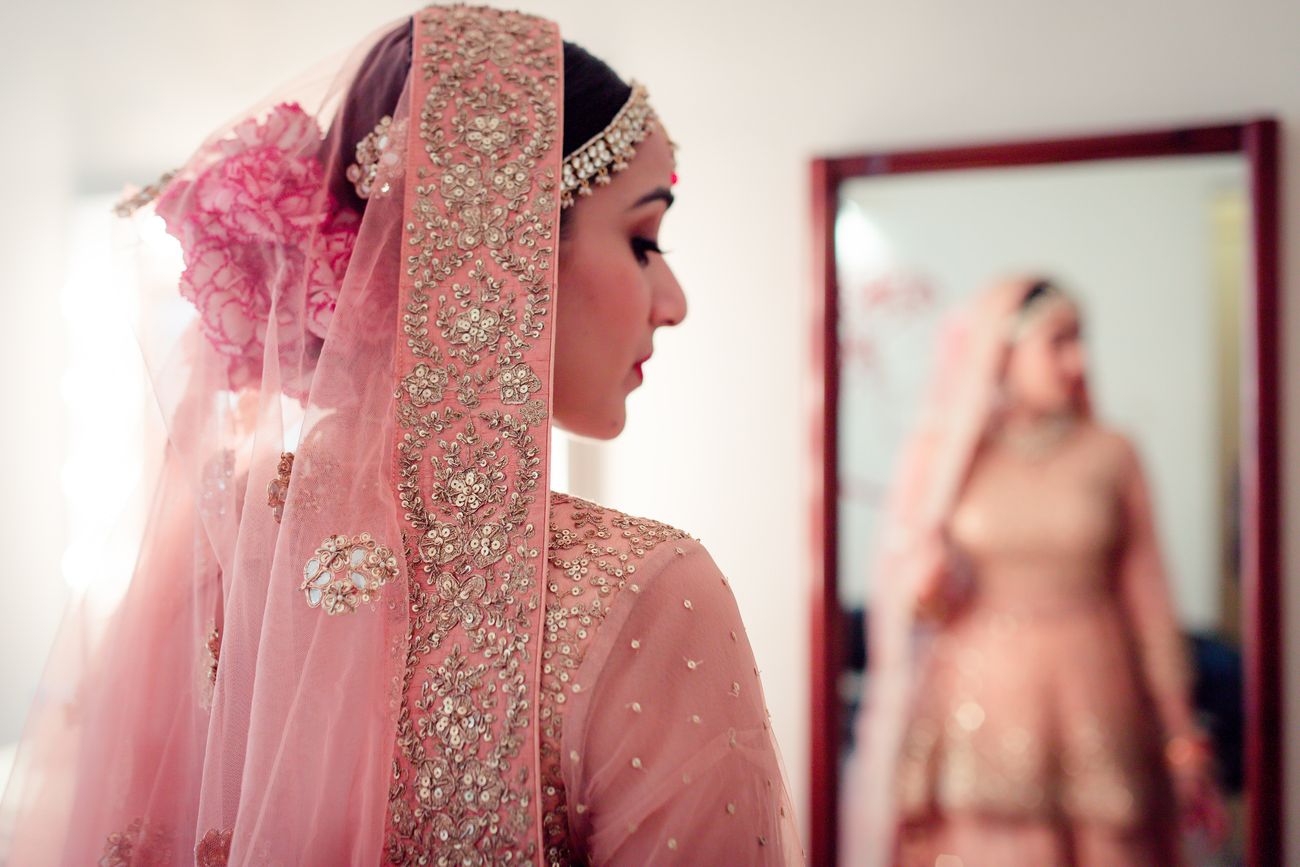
left=2, top=7, right=567, bottom=863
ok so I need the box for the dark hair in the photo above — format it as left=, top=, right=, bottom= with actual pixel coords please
left=324, top=20, right=631, bottom=228
left=561, top=42, right=632, bottom=161
left=1020, top=279, right=1058, bottom=309
left=322, top=21, right=414, bottom=216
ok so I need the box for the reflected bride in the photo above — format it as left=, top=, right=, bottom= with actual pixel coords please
left=843, top=279, right=1223, bottom=867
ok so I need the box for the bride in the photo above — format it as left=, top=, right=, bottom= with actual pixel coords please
left=0, top=6, right=802, bottom=865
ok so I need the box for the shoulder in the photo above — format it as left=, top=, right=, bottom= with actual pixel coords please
left=1071, top=425, right=1156, bottom=512
left=1075, top=422, right=1143, bottom=471
left=547, top=492, right=696, bottom=582
left=548, top=491, right=691, bottom=540
left=545, top=492, right=740, bottom=612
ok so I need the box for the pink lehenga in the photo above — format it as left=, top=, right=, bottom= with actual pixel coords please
left=841, top=280, right=1201, bottom=866
left=0, top=6, right=801, bottom=865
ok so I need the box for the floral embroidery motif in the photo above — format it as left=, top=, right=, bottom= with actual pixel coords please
left=401, top=362, right=450, bottom=408
left=435, top=571, right=487, bottom=631
left=346, top=115, right=407, bottom=201
left=465, top=521, right=509, bottom=567
left=199, top=620, right=221, bottom=710
left=446, top=304, right=502, bottom=353
left=266, top=451, right=294, bottom=523
left=153, top=103, right=359, bottom=394
left=441, top=161, right=488, bottom=207
left=466, top=113, right=511, bottom=156
left=492, top=158, right=532, bottom=203
left=194, top=827, right=233, bottom=867
left=99, top=818, right=169, bottom=866
left=384, top=8, right=562, bottom=866
left=301, top=533, right=399, bottom=616
left=419, top=520, right=464, bottom=566
left=498, top=363, right=541, bottom=404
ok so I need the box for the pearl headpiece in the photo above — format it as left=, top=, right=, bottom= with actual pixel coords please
left=1010, top=281, right=1076, bottom=341
left=127, top=83, right=660, bottom=216
left=560, top=82, right=658, bottom=209
left=345, top=82, right=658, bottom=208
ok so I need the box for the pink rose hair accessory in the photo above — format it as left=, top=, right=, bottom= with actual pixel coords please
left=152, top=102, right=358, bottom=394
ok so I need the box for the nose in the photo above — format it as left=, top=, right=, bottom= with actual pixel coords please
left=652, top=260, right=687, bottom=327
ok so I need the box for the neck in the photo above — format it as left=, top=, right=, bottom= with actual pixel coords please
left=992, top=405, right=1080, bottom=458
left=999, top=404, right=1076, bottom=431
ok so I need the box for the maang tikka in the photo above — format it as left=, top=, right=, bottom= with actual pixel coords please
left=345, top=82, right=660, bottom=207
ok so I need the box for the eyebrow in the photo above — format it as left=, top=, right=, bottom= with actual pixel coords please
left=628, top=187, right=675, bottom=211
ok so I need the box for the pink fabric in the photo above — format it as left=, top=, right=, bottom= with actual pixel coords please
left=154, top=102, right=359, bottom=395
left=381, top=8, right=562, bottom=863
left=560, top=537, right=803, bottom=864
left=897, top=812, right=1168, bottom=867
left=840, top=278, right=1202, bottom=865
left=843, top=280, right=1046, bottom=867
left=3, top=8, right=476, bottom=864
left=894, top=426, right=1184, bottom=863
left=1, top=6, right=802, bottom=865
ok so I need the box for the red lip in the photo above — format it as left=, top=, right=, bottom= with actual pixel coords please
left=631, top=349, right=653, bottom=384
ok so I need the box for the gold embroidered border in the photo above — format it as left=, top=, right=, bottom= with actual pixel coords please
left=384, top=7, right=561, bottom=865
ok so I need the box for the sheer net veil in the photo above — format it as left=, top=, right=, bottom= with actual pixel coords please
left=2, top=7, right=580, bottom=863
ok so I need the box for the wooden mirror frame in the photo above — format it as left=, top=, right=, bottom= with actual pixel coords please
left=809, top=120, right=1281, bottom=866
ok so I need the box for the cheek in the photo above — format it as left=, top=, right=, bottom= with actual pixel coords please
left=1047, top=346, right=1079, bottom=388
left=553, top=242, right=651, bottom=430
left=560, top=251, right=648, bottom=355
left=1009, top=346, right=1054, bottom=397
left=1065, top=344, right=1087, bottom=378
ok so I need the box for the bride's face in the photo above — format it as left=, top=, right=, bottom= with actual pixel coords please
left=1004, top=301, right=1087, bottom=415
left=554, top=127, right=686, bottom=439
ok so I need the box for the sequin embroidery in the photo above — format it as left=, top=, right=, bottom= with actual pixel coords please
left=538, top=494, right=690, bottom=865
left=384, top=8, right=563, bottom=865
left=301, top=533, right=399, bottom=616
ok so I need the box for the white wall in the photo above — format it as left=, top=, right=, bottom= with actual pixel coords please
left=1, top=0, right=1295, bottom=859
left=570, top=1, right=1300, bottom=858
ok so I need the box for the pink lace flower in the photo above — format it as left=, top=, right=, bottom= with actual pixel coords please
left=304, top=211, right=359, bottom=340
left=154, top=102, right=358, bottom=392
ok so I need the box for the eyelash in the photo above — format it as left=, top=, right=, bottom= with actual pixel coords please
left=631, top=236, right=664, bottom=266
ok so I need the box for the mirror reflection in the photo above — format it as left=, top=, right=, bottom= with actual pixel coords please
left=834, top=155, right=1247, bottom=866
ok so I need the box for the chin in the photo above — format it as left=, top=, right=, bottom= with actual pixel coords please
left=555, top=403, right=627, bottom=440
left=593, top=409, right=627, bottom=440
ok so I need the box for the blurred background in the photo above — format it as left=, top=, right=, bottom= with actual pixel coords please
left=1, top=0, right=1297, bottom=859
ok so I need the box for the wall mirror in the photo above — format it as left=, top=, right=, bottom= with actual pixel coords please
left=810, top=121, right=1280, bottom=866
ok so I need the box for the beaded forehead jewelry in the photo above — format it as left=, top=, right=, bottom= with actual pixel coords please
left=120, top=80, right=663, bottom=217
left=559, top=82, right=658, bottom=208
left=346, top=81, right=659, bottom=208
